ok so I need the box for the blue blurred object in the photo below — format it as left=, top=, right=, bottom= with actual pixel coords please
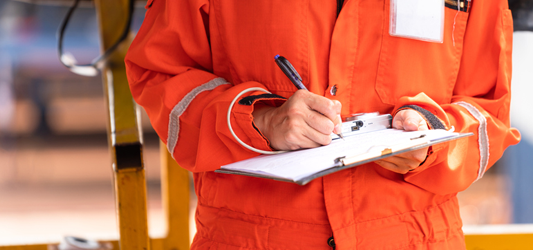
left=0, top=0, right=146, bottom=135
left=0, top=1, right=101, bottom=70
left=503, top=140, right=533, bottom=223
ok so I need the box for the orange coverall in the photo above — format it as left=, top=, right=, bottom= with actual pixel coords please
left=125, top=0, right=520, bottom=249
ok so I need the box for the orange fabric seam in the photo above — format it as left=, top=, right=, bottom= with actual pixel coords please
left=197, top=203, right=331, bottom=226
left=354, top=197, right=456, bottom=225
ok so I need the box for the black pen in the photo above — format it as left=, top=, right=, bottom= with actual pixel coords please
left=274, top=55, right=307, bottom=90
left=274, top=54, right=344, bottom=140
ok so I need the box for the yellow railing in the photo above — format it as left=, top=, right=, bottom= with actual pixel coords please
left=464, top=225, right=533, bottom=250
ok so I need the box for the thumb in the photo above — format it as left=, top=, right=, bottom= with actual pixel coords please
left=403, top=117, right=424, bottom=131
left=393, top=110, right=428, bottom=131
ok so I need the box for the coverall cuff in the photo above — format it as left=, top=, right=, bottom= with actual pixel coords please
left=232, top=91, right=287, bottom=151
left=393, top=105, right=446, bottom=130
left=391, top=103, right=447, bottom=173
left=391, top=94, right=451, bottom=155
left=405, top=145, right=438, bottom=174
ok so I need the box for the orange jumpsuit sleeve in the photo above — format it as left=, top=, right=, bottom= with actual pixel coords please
left=392, top=0, right=520, bottom=195
left=125, top=0, right=283, bottom=172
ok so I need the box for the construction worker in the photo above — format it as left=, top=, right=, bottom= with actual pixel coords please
left=125, top=0, right=521, bottom=249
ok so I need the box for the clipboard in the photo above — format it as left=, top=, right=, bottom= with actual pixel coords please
left=216, top=130, right=473, bottom=185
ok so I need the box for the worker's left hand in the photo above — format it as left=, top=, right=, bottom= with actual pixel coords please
left=375, top=109, right=429, bottom=174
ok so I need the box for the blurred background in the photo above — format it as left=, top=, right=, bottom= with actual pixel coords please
left=0, top=0, right=532, bottom=246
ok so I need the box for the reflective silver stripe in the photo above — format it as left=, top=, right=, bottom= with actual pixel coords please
left=167, top=77, right=229, bottom=155
left=453, top=101, right=489, bottom=181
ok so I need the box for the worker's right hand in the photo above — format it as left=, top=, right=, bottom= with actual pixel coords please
left=252, top=89, right=342, bottom=151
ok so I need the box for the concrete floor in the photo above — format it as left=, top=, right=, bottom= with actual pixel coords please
left=0, top=133, right=199, bottom=245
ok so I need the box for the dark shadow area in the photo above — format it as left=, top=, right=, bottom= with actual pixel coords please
left=509, top=0, right=533, bottom=31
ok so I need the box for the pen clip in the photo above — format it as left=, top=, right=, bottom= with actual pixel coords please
left=275, top=55, right=302, bottom=81
left=281, top=57, right=303, bottom=82
left=275, top=54, right=308, bottom=91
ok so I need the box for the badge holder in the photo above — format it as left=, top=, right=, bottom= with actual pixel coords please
left=389, top=0, right=445, bottom=43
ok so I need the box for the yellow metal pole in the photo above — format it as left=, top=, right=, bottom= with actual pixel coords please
left=93, top=0, right=150, bottom=250
left=160, top=141, right=190, bottom=250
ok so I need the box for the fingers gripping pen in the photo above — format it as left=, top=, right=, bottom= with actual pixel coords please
left=274, top=55, right=344, bottom=140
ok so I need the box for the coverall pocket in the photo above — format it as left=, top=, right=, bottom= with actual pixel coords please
left=212, top=0, right=308, bottom=94
left=375, top=4, right=469, bottom=105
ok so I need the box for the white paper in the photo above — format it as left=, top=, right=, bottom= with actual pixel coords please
left=390, top=0, right=444, bottom=43
left=221, top=129, right=457, bottom=181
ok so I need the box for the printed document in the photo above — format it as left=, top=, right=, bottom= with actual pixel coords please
left=219, top=129, right=469, bottom=184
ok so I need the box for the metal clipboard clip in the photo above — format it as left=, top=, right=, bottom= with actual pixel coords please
left=334, top=134, right=430, bottom=167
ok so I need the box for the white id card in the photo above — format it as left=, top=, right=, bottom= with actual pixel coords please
left=390, top=0, right=445, bottom=43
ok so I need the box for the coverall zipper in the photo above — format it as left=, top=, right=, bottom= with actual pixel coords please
left=336, top=0, right=344, bottom=17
